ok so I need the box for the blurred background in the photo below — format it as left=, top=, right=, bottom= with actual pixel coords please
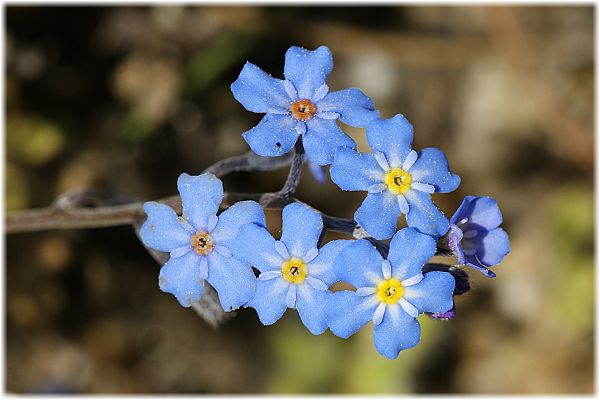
left=5, top=5, right=594, bottom=394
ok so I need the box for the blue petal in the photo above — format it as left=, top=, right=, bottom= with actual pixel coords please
left=366, top=115, right=414, bottom=168
left=332, top=239, right=384, bottom=288
left=211, top=201, right=266, bottom=249
left=281, top=203, right=323, bottom=258
left=231, top=62, right=289, bottom=113
left=403, top=271, right=455, bottom=314
left=387, top=227, right=437, bottom=281
left=284, top=46, right=333, bottom=100
left=373, top=304, right=421, bottom=358
left=206, top=252, right=256, bottom=312
left=231, top=223, right=282, bottom=272
left=249, top=278, right=289, bottom=325
left=450, top=196, right=503, bottom=229
left=308, top=161, right=327, bottom=184
left=140, top=202, right=190, bottom=252
left=296, top=284, right=330, bottom=335
left=325, top=291, right=378, bottom=338
left=242, top=114, right=299, bottom=158
left=307, top=239, right=354, bottom=286
left=355, top=191, right=401, bottom=240
left=470, top=228, right=510, bottom=267
left=404, top=189, right=450, bottom=237
left=317, top=88, right=380, bottom=127
left=330, top=148, right=384, bottom=191
left=177, top=173, right=223, bottom=231
left=158, top=252, right=204, bottom=307
left=409, top=148, right=460, bottom=193
left=303, top=118, right=356, bottom=166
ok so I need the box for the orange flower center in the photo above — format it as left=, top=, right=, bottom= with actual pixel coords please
left=290, top=99, right=317, bottom=121
left=190, top=231, right=213, bottom=255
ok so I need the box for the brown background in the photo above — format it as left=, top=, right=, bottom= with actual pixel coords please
left=5, top=5, right=594, bottom=394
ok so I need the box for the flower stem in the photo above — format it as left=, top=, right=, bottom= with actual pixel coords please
left=279, top=140, right=305, bottom=198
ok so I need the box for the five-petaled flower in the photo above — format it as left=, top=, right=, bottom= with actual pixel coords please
left=232, top=202, right=353, bottom=334
left=324, top=228, right=455, bottom=359
left=140, top=173, right=264, bottom=310
left=331, top=114, right=461, bottom=240
left=446, top=196, right=510, bottom=277
left=231, top=45, right=379, bottom=166
left=135, top=45, right=509, bottom=359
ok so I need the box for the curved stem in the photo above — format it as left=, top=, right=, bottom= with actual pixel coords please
left=279, top=140, right=305, bottom=198
left=259, top=141, right=305, bottom=208
left=6, top=151, right=291, bottom=234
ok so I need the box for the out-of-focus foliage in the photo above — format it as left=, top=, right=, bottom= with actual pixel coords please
left=5, top=5, right=593, bottom=394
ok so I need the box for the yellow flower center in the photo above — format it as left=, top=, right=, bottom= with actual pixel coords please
left=384, top=168, right=412, bottom=194
left=281, top=257, right=307, bottom=284
left=376, top=278, right=404, bottom=304
left=290, top=99, right=317, bottom=121
left=190, top=231, right=214, bottom=256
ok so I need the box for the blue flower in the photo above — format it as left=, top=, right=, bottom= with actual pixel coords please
left=232, top=202, right=353, bottom=334
left=231, top=45, right=379, bottom=166
left=446, top=196, right=510, bottom=277
left=324, top=228, right=455, bottom=359
left=140, top=173, right=265, bottom=310
left=330, top=114, right=461, bottom=240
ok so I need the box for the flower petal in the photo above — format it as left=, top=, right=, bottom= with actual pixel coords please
left=211, top=200, right=266, bottom=248
left=242, top=114, right=299, bottom=158
left=230, top=62, right=289, bottom=113
left=232, top=223, right=283, bottom=272
left=308, top=160, right=328, bottom=184
left=450, top=196, right=503, bottom=229
left=403, top=271, right=455, bottom=314
left=387, top=227, right=437, bottom=281
left=332, top=239, right=384, bottom=288
left=284, top=46, right=333, bottom=100
left=303, top=118, right=356, bottom=166
left=317, top=88, right=379, bottom=127
left=308, top=239, right=354, bottom=286
left=296, top=283, right=330, bottom=335
left=471, top=227, right=510, bottom=267
left=355, top=191, right=401, bottom=240
left=177, top=173, right=223, bottom=231
left=286, top=284, right=297, bottom=308
left=249, top=278, right=289, bottom=326
left=330, top=148, right=384, bottom=191
left=140, top=202, right=190, bottom=252
left=206, top=252, right=256, bottom=312
left=409, top=148, right=460, bottom=193
left=372, top=302, right=386, bottom=326
left=404, top=189, right=450, bottom=237
left=258, top=270, right=281, bottom=281
left=280, top=203, right=323, bottom=258
left=324, top=291, right=378, bottom=338
left=373, top=304, right=421, bottom=359
left=158, top=252, right=204, bottom=307
left=366, top=115, right=414, bottom=168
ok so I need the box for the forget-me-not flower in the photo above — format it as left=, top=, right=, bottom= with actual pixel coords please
left=140, top=173, right=264, bottom=310
left=232, top=202, right=353, bottom=334
left=231, top=45, right=379, bottom=165
left=446, top=196, right=510, bottom=277
left=324, top=228, right=455, bottom=359
left=330, top=114, right=461, bottom=240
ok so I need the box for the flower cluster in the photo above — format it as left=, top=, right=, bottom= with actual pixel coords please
left=140, top=45, right=510, bottom=359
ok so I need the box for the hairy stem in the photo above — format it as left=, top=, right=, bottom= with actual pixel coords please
left=6, top=151, right=291, bottom=234
left=259, top=140, right=305, bottom=207
left=279, top=140, right=305, bottom=198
